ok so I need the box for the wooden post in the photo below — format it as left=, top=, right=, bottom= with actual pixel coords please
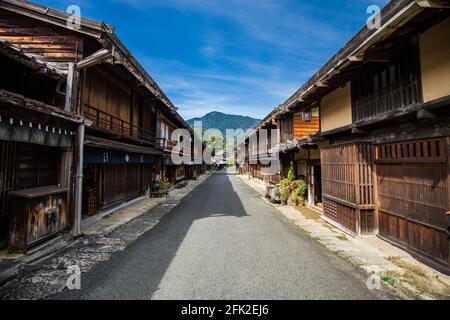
left=69, top=63, right=83, bottom=237
left=59, top=149, right=73, bottom=230
left=65, top=63, right=74, bottom=112
left=447, top=137, right=450, bottom=268
left=59, top=150, right=73, bottom=189
left=130, top=89, right=134, bottom=137
left=354, top=144, right=361, bottom=236
left=276, top=118, right=283, bottom=180
left=447, top=138, right=450, bottom=216
left=72, top=123, right=85, bottom=237
left=65, top=63, right=79, bottom=113
left=308, top=164, right=314, bottom=207
left=372, top=144, right=380, bottom=234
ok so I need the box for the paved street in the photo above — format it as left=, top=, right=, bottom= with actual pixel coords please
left=55, top=173, right=391, bottom=300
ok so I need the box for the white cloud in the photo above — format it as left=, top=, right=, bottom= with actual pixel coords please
left=138, top=54, right=310, bottom=119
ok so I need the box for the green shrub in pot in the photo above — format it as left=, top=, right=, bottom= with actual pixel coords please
left=279, top=189, right=288, bottom=205
left=287, top=165, right=295, bottom=182
left=291, top=190, right=299, bottom=206
left=296, top=179, right=307, bottom=206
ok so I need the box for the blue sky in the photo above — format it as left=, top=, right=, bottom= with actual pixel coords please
left=36, top=0, right=388, bottom=120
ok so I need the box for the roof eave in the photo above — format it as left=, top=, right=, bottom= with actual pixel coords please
left=0, top=0, right=114, bottom=38
left=244, top=0, right=427, bottom=141
left=0, top=1, right=191, bottom=131
left=0, top=39, right=67, bottom=80
left=280, top=0, right=424, bottom=113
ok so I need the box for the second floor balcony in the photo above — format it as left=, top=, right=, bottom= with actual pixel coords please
left=83, top=104, right=162, bottom=149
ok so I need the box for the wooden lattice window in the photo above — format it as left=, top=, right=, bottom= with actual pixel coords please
left=352, top=39, right=422, bottom=122
left=321, top=143, right=374, bottom=206
left=375, top=139, right=446, bottom=164
left=323, top=197, right=357, bottom=233
left=375, top=138, right=448, bottom=233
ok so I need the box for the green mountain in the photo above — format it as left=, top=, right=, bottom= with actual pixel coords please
left=187, top=111, right=260, bottom=139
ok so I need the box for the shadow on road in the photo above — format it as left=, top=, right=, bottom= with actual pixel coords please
left=55, top=172, right=248, bottom=300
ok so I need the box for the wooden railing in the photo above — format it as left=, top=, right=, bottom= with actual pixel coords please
left=161, top=139, right=177, bottom=153
left=83, top=104, right=162, bottom=147
left=351, top=42, right=422, bottom=123
left=352, top=78, right=421, bottom=122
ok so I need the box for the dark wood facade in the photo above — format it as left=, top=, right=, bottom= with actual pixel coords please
left=250, top=3, right=450, bottom=273
left=0, top=0, right=204, bottom=250
left=79, top=62, right=162, bottom=216
left=351, top=39, right=423, bottom=123
left=0, top=57, right=78, bottom=250
left=321, top=143, right=375, bottom=235
left=320, top=11, right=450, bottom=272
left=375, top=138, right=449, bottom=269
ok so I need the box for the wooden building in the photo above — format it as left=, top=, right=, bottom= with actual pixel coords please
left=0, top=38, right=83, bottom=250
left=263, top=0, right=450, bottom=273
left=0, top=0, right=202, bottom=250
left=241, top=105, right=321, bottom=206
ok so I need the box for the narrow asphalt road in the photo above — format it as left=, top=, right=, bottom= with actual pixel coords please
left=55, top=173, right=391, bottom=300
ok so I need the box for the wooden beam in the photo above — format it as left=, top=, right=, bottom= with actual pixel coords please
left=351, top=127, right=365, bottom=134
left=349, top=55, right=364, bottom=62
left=315, top=81, right=328, bottom=88
left=416, top=0, right=450, bottom=8
left=350, top=52, right=390, bottom=63
left=364, top=52, right=390, bottom=63
left=76, top=49, right=112, bottom=70
left=417, top=109, right=437, bottom=119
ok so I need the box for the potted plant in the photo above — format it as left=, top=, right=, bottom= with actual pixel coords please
left=151, top=179, right=168, bottom=197
left=279, top=189, right=288, bottom=205
left=279, top=178, right=290, bottom=205
left=290, top=189, right=299, bottom=206
left=280, top=178, right=291, bottom=191
left=296, top=179, right=308, bottom=206
left=153, top=180, right=166, bottom=192
left=152, top=180, right=161, bottom=192
left=287, top=164, right=296, bottom=182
